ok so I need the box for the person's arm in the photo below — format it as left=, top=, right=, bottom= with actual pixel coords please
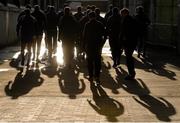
left=16, top=17, right=23, bottom=37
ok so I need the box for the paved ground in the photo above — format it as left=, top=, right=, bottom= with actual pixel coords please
left=0, top=44, right=180, bottom=122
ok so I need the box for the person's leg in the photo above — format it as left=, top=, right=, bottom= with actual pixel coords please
left=116, top=47, right=123, bottom=66
left=87, top=54, right=94, bottom=81
left=47, top=35, right=52, bottom=61
left=37, top=35, right=42, bottom=61
left=27, top=41, right=32, bottom=67
left=52, top=32, right=57, bottom=54
left=125, top=47, right=136, bottom=79
left=44, top=34, right=48, bottom=57
left=137, top=36, right=143, bottom=58
left=94, top=53, right=101, bottom=83
left=142, top=35, right=146, bottom=57
left=21, top=41, right=26, bottom=66
left=32, top=38, right=36, bottom=60
left=68, top=43, right=74, bottom=67
left=62, top=42, right=68, bottom=66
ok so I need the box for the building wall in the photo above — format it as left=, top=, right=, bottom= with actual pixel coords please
left=0, top=5, right=20, bottom=47
left=125, top=0, right=178, bottom=49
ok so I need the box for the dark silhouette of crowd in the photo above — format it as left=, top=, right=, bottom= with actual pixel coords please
left=16, top=4, right=150, bottom=84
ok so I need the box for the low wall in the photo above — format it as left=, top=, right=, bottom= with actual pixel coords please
left=0, top=5, right=20, bottom=48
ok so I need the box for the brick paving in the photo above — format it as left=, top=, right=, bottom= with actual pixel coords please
left=0, top=45, right=180, bottom=122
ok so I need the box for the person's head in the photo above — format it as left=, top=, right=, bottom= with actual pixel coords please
left=86, top=5, right=91, bottom=10
left=88, top=11, right=96, bottom=20
left=34, top=5, right=40, bottom=11
left=95, top=8, right=100, bottom=16
left=86, top=9, right=91, bottom=16
left=77, top=6, right=82, bottom=13
left=112, top=7, right=119, bottom=15
left=50, top=6, right=55, bottom=12
left=25, top=9, right=31, bottom=16
left=64, top=7, right=71, bottom=15
left=46, top=5, right=51, bottom=12
left=136, top=6, right=144, bottom=14
left=120, top=8, right=129, bottom=17
left=90, top=5, right=96, bottom=11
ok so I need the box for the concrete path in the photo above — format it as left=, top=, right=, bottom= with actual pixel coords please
left=0, top=45, right=180, bottom=122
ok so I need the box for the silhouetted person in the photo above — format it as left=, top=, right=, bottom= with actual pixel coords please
left=59, top=7, right=79, bottom=68
left=74, top=6, right=84, bottom=21
left=104, top=4, right=113, bottom=22
left=83, top=5, right=91, bottom=15
left=31, top=5, right=46, bottom=62
left=58, top=4, right=68, bottom=21
left=120, top=8, right=138, bottom=80
left=17, top=4, right=32, bottom=22
left=135, top=6, right=150, bottom=58
left=79, top=9, right=91, bottom=59
left=74, top=6, right=85, bottom=58
left=95, top=8, right=106, bottom=27
left=95, top=8, right=107, bottom=51
left=83, top=12, right=106, bottom=83
left=107, top=7, right=122, bottom=68
left=16, top=9, right=37, bottom=67
left=80, top=9, right=91, bottom=33
left=46, top=6, right=58, bottom=64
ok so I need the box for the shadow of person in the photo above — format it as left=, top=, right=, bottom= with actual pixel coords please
left=116, top=67, right=176, bottom=121
left=58, top=67, right=85, bottom=99
left=137, top=56, right=177, bottom=81
left=41, top=56, right=58, bottom=78
left=101, top=61, right=121, bottom=94
left=4, top=69, right=44, bottom=99
left=88, top=83, right=124, bottom=122
left=9, top=53, right=23, bottom=71
left=41, top=66, right=57, bottom=78
left=116, top=67, right=150, bottom=95
left=133, top=95, right=176, bottom=122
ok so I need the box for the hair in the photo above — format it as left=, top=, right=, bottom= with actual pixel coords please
left=112, top=7, right=119, bottom=15
left=136, top=6, right=144, bottom=14
left=120, top=8, right=129, bottom=15
left=95, top=8, right=100, bottom=15
left=88, top=11, right=96, bottom=19
left=34, top=5, right=40, bottom=11
left=64, top=7, right=71, bottom=15
left=87, top=5, right=91, bottom=10
left=25, top=9, right=31, bottom=15
left=91, top=5, right=96, bottom=11
left=50, top=6, right=55, bottom=12
left=77, top=6, right=82, bottom=12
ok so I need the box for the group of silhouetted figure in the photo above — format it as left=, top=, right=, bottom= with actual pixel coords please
left=16, top=4, right=150, bottom=83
